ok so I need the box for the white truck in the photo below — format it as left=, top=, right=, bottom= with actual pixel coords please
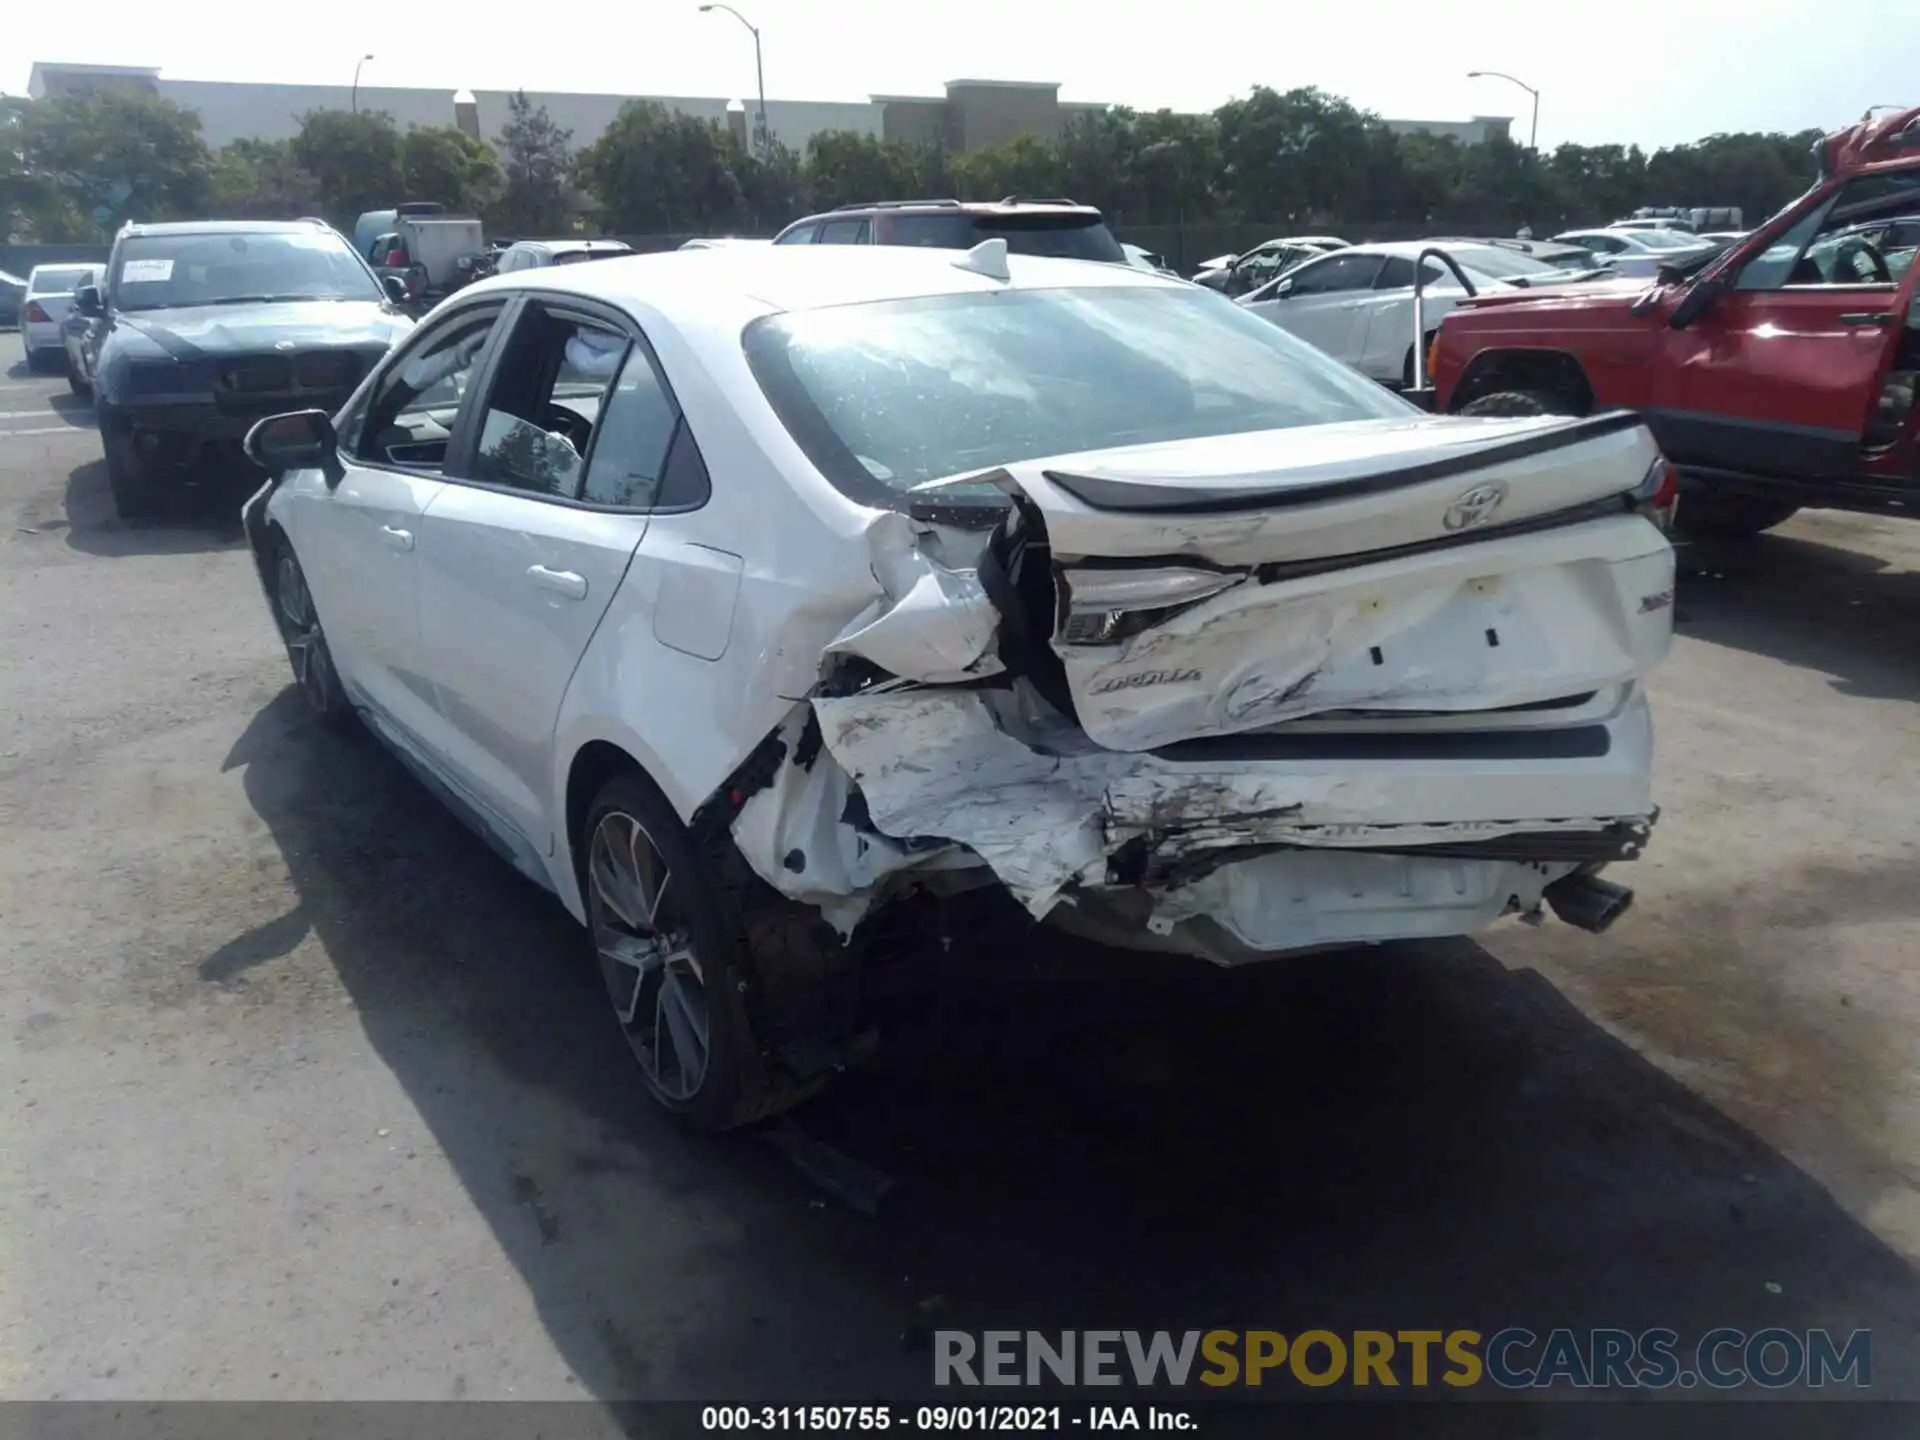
left=366, top=215, right=487, bottom=303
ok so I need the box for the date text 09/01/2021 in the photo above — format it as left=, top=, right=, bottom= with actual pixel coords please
left=701, top=1406, right=1191, bottom=1432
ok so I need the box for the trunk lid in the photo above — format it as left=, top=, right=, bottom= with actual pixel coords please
left=969, top=411, right=1674, bottom=753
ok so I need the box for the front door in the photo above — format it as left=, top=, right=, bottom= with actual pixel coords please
left=1662, top=169, right=1920, bottom=480
left=413, top=300, right=683, bottom=855
left=295, top=300, right=507, bottom=745
left=1242, top=252, right=1386, bottom=367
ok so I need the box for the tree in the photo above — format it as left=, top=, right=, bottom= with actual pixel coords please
left=493, top=91, right=575, bottom=236
left=401, top=125, right=503, bottom=215
left=576, top=101, right=745, bottom=234
left=732, top=139, right=808, bottom=231
left=801, top=131, right=927, bottom=211
left=291, top=109, right=404, bottom=227
left=952, top=135, right=1064, bottom=202
left=18, top=89, right=212, bottom=235
left=208, top=138, right=323, bottom=220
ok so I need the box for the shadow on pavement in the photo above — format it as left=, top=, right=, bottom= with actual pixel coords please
left=60, top=457, right=249, bottom=558
left=209, top=688, right=1920, bottom=1404
left=1675, top=526, right=1919, bottom=703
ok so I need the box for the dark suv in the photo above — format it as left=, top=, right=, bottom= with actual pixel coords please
left=772, top=198, right=1127, bottom=263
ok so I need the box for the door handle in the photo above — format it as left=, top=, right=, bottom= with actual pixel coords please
left=527, top=564, right=587, bottom=600
left=1839, top=312, right=1895, bottom=326
left=379, top=525, right=415, bottom=552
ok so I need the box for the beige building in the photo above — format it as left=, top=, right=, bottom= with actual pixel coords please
left=27, top=62, right=1509, bottom=157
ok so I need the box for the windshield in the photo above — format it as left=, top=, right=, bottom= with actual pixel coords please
left=29, top=265, right=96, bottom=294
left=1630, top=229, right=1699, bottom=250
left=882, top=212, right=1127, bottom=264
left=1443, top=245, right=1565, bottom=280
left=110, top=230, right=382, bottom=312
left=745, top=284, right=1414, bottom=507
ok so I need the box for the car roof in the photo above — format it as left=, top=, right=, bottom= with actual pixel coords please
left=1316, top=240, right=1509, bottom=260
left=117, top=219, right=334, bottom=238
left=781, top=198, right=1101, bottom=231
left=459, top=242, right=1173, bottom=326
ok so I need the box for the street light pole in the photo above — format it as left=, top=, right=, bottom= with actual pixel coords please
left=1467, top=70, right=1539, bottom=152
left=699, top=3, right=767, bottom=156
left=352, top=54, right=375, bottom=115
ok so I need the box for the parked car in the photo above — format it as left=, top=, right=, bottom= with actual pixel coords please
left=772, top=198, right=1127, bottom=263
left=1193, top=237, right=1347, bottom=296
left=1238, top=240, right=1618, bottom=388
left=365, top=215, right=487, bottom=303
left=1120, top=242, right=1177, bottom=275
left=79, top=218, right=414, bottom=518
left=19, top=263, right=101, bottom=373
left=238, top=242, right=1674, bottom=1128
left=494, top=238, right=635, bottom=272
left=679, top=237, right=773, bottom=251
left=1551, top=227, right=1715, bottom=278
left=56, top=265, right=106, bottom=392
left=1483, top=239, right=1605, bottom=272
left=0, top=270, right=25, bottom=330
left=1606, top=217, right=1697, bottom=234
left=1426, top=104, right=1920, bottom=537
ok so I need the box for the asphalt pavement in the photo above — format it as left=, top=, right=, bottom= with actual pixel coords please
left=1, top=350, right=1916, bottom=1404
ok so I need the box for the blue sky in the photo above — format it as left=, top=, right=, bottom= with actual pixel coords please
left=6, top=0, right=1917, bottom=150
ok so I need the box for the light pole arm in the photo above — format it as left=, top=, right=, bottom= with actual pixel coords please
left=1467, top=70, right=1540, bottom=151
left=700, top=3, right=768, bottom=155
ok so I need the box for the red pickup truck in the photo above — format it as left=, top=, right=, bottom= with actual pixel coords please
left=1428, top=106, right=1920, bottom=536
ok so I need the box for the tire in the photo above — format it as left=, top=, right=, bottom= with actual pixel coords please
left=581, top=770, right=814, bottom=1131
left=268, top=537, right=356, bottom=730
left=102, top=426, right=165, bottom=521
left=1677, top=490, right=1800, bottom=540
left=1456, top=389, right=1574, bottom=417
left=1401, top=331, right=1439, bottom=390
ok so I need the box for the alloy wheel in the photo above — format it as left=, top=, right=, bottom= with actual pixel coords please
left=275, top=549, right=336, bottom=715
left=587, top=810, right=710, bottom=1102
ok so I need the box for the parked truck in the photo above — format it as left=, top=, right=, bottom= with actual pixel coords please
left=352, top=203, right=487, bottom=305
left=1406, top=105, right=1920, bottom=538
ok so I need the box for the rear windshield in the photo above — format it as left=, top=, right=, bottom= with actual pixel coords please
left=110, top=230, right=382, bottom=311
left=29, top=265, right=96, bottom=294
left=881, top=212, right=1127, bottom=263
left=744, top=284, right=1412, bottom=509
left=1444, top=245, right=1569, bottom=280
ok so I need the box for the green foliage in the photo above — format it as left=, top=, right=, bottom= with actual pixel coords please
left=492, top=91, right=576, bottom=236
left=15, top=89, right=212, bottom=236
left=576, top=101, right=748, bottom=234
left=2, top=81, right=1839, bottom=246
left=290, top=109, right=405, bottom=226
left=401, top=125, right=504, bottom=215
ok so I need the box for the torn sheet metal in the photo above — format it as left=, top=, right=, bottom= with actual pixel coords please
left=1054, top=516, right=1674, bottom=753
left=812, top=686, right=1652, bottom=920
left=822, top=511, right=1003, bottom=685
left=729, top=707, right=971, bottom=935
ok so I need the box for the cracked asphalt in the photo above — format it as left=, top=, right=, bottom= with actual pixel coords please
left=1, top=353, right=1916, bottom=1405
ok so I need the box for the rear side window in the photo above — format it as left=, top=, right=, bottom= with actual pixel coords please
left=581, top=345, right=681, bottom=508
left=881, top=212, right=1126, bottom=263
left=817, top=218, right=870, bottom=244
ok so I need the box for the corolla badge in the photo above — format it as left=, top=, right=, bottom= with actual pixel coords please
left=1442, top=481, right=1508, bottom=531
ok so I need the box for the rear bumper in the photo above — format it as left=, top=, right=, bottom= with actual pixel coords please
left=804, top=683, right=1657, bottom=933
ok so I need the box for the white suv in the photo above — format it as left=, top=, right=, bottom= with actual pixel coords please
left=241, top=243, right=1675, bottom=1128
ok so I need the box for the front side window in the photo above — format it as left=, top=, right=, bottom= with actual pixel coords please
left=353, top=306, right=503, bottom=470
left=112, top=229, right=382, bottom=311
left=776, top=224, right=819, bottom=245
left=1740, top=173, right=1920, bottom=289
left=1283, top=254, right=1386, bottom=296
left=745, top=284, right=1412, bottom=509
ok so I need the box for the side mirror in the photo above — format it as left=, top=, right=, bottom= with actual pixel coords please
left=1667, top=275, right=1728, bottom=330
left=74, top=284, right=104, bottom=318
left=381, top=274, right=411, bottom=304
left=246, top=409, right=343, bottom=485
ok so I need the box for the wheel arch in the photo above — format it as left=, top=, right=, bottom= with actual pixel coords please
left=554, top=729, right=697, bottom=921
left=1448, top=348, right=1597, bottom=414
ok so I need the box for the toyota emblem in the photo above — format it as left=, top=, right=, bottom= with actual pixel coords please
left=1443, top=481, right=1508, bottom=531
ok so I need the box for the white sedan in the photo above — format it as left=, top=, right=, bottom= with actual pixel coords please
left=1553, top=227, right=1715, bottom=279
left=240, top=243, right=1675, bottom=1127
left=1237, top=241, right=1610, bottom=387
left=20, top=262, right=100, bottom=373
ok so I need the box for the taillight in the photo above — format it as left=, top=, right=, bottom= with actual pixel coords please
left=1425, top=335, right=1439, bottom=379
left=23, top=301, right=49, bottom=323
left=1630, top=455, right=1680, bottom=533
left=384, top=248, right=404, bottom=266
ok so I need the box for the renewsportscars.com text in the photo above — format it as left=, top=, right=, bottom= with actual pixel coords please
left=933, top=1328, right=1871, bottom=1391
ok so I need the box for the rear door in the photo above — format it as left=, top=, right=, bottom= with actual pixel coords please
left=412, top=296, right=676, bottom=857
left=1241, top=253, right=1386, bottom=365
left=1353, top=255, right=1451, bottom=383
left=1663, top=168, right=1920, bottom=479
